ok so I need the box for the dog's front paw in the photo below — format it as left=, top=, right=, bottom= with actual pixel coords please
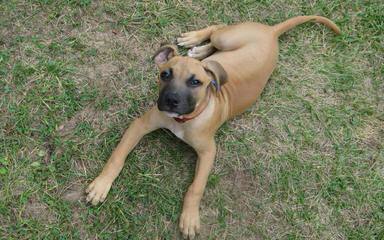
left=179, top=208, right=200, bottom=239
left=85, top=176, right=112, bottom=205
left=187, top=43, right=214, bottom=60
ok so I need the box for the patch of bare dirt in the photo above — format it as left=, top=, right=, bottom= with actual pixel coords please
left=71, top=209, right=89, bottom=239
left=96, top=62, right=120, bottom=78
left=219, top=170, right=259, bottom=196
left=355, top=120, right=383, bottom=150
left=23, top=196, right=56, bottom=224
left=75, top=61, right=121, bottom=93
left=60, top=181, right=91, bottom=238
left=199, top=170, right=264, bottom=239
left=10, top=176, right=28, bottom=197
left=61, top=182, right=85, bottom=202
left=57, top=104, right=123, bottom=137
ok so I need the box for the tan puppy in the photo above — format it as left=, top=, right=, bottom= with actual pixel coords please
left=86, top=16, right=340, bottom=239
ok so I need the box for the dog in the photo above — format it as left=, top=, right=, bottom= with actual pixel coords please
left=85, top=16, right=340, bottom=239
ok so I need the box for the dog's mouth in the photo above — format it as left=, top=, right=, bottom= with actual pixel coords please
left=156, top=97, right=196, bottom=117
left=164, top=111, right=182, bottom=118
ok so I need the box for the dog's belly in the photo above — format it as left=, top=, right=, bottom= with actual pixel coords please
left=208, top=44, right=279, bottom=117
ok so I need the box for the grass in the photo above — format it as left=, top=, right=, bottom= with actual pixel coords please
left=0, top=0, right=383, bottom=239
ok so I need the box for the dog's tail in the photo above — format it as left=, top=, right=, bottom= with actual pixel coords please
left=272, top=15, right=341, bottom=37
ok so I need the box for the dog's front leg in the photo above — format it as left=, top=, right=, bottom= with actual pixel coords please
left=86, top=107, right=160, bottom=205
left=180, top=138, right=216, bottom=239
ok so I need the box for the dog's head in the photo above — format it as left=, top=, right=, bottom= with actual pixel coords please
left=153, top=44, right=227, bottom=117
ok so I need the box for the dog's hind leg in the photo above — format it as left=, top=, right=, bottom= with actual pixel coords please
left=209, top=23, right=268, bottom=51
left=177, top=25, right=225, bottom=48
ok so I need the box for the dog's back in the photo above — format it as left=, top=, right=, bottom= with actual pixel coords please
left=204, top=17, right=340, bottom=118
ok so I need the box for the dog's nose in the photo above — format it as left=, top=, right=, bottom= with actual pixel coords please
left=165, top=92, right=180, bottom=108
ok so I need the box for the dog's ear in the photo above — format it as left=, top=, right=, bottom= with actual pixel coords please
left=153, top=44, right=179, bottom=66
left=203, top=60, right=228, bottom=92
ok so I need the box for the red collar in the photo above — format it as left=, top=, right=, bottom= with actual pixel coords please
left=173, top=90, right=211, bottom=123
left=173, top=116, right=193, bottom=123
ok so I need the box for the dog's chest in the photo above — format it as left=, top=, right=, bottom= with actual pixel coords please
left=168, top=124, right=185, bottom=140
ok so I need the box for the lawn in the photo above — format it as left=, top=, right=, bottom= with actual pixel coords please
left=0, top=0, right=383, bottom=239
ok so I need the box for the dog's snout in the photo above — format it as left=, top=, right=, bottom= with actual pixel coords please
left=157, top=86, right=195, bottom=115
left=165, top=92, right=180, bottom=108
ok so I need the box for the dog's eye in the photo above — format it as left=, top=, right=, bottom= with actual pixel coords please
left=160, top=69, right=172, bottom=81
left=190, top=79, right=201, bottom=86
left=187, top=75, right=202, bottom=87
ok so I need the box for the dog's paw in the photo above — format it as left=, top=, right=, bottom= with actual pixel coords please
left=177, top=31, right=205, bottom=48
left=85, top=176, right=112, bottom=205
left=187, top=43, right=214, bottom=60
left=179, top=208, right=200, bottom=239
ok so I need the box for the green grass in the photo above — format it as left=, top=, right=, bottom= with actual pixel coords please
left=1, top=0, right=383, bottom=239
